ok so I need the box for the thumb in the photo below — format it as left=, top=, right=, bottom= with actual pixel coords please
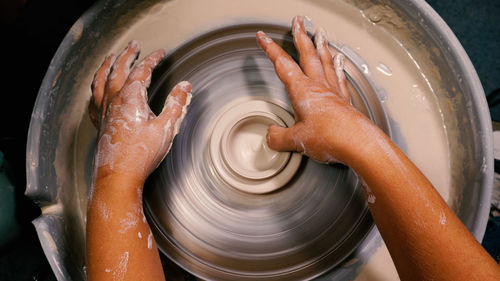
left=156, top=81, right=192, bottom=143
left=266, top=124, right=298, bottom=152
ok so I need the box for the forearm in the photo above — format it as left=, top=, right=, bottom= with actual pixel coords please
left=86, top=173, right=165, bottom=281
left=346, top=127, right=499, bottom=281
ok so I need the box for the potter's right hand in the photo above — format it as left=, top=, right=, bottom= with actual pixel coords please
left=257, top=16, right=383, bottom=165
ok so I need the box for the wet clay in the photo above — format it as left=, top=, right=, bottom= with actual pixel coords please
left=224, top=115, right=287, bottom=177
left=71, top=0, right=452, bottom=280
left=210, top=97, right=301, bottom=194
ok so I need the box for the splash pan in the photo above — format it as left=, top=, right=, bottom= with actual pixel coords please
left=26, top=1, right=492, bottom=280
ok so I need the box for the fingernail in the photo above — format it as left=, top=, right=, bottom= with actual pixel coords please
left=178, top=81, right=192, bottom=93
left=257, top=31, right=273, bottom=43
left=155, top=49, right=166, bottom=60
left=129, top=40, right=139, bottom=49
left=106, top=54, right=115, bottom=62
left=303, top=16, right=314, bottom=33
left=292, top=16, right=302, bottom=35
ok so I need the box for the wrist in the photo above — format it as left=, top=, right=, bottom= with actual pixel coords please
left=343, top=125, right=400, bottom=179
left=331, top=117, right=392, bottom=170
left=92, top=167, right=145, bottom=195
left=93, top=161, right=147, bottom=182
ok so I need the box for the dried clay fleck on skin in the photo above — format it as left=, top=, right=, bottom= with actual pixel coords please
left=358, top=173, right=376, bottom=204
left=439, top=211, right=447, bottom=225
left=112, top=251, right=129, bottom=280
left=147, top=230, right=153, bottom=249
left=119, top=212, right=138, bottom=234
left=314, top=27, right=327, bottom=56
left=96, top=199, right=111, bottom=221
left=333, top=54, right=346, bottom=85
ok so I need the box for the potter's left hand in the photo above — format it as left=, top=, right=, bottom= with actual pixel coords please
left=89, top=41, right=192, bottom=183
left=258, top=15, right=500, bottom=281
left=257, top=16, right=376, bottom=166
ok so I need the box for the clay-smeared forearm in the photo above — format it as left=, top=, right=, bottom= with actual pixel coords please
left=349, top=124, right=499, bottom=281
left=87, top=175, right=165, bottom=281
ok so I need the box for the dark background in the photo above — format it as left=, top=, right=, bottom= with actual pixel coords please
left=0, top=0, right=498, bottom=280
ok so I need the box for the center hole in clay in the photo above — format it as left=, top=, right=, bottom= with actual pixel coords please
left=223, top=114, right=289, bottom=179
left=209, top=97, right=302, bottom=194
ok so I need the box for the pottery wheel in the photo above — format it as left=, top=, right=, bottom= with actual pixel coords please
left=144, top=23, right=390, bottom=280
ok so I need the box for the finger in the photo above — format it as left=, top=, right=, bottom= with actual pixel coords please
left=292, top=16, right=328, bottom=85
left=333, top=53, right=351, bottom=101
left=314, top=28, right=342, bottom=94
left=91, top=54, right=116, bottom=108
left=90, top=54, right=116, bottom=127
left=127, top=49, right=166, bottom=90
left=267, top=124, right=298, bottom=152
left=256, top=31, right=307, bottom=98
left=106, top=40, right=140, bottom=95
left=155, top=81, right=192, bottom=142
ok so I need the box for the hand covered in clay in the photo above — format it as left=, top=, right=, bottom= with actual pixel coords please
left=257, top=16, right=377, bottom=165
left=89, top=41, right=192, bottom=182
